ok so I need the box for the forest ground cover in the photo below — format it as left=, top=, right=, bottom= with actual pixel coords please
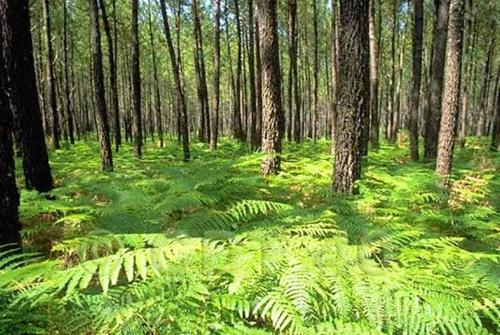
left=1, top=138, right=499, bottom=334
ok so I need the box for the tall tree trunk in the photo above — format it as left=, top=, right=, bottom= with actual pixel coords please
left=257, top=0, right=282, bottom=175
left=159, top=0, right=190, bottom=161
left=192, top=0, right=210, bottom=143
left=368, top=0, right=379, bottom=150
left=89, top=0, right=113, bottom=171
left=476, top=36, right=495, bottom=136
left=288, top=0, right=300, bottom=143
left=1, top=0, right=53, bottom=192
left=148, top=4, right=163, bottom=148
left=248, top=0, right=259, bottom=150
left=255, top=16, right=263, bottom=148
left=409, top=0, right=424, bottom=160
left=63, top=0, right=75, bottom=144
left=436, top=0, right=464, bottom=181
left=42, top=0, right=60, bottom=150
left=233, top=0, right=245, bottom=141
left=312, top=0, right=319, bottom=143
left=332, top=0, right=369, bottom=194
left=131, top=0, right=142, bottom=158
left=210, top=0, right=221, bottom=151
left=424, top=0, right=449, bottom=159
left=387, top=0, right=398, bottom=142
left=0, top=35, right=21, bottom=250
left=99, top=0, right=121, bottom=152
left=491, top=67, right=500, bottom=151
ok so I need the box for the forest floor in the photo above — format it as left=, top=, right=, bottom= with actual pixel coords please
left=6, top=137, right=500, bottom=334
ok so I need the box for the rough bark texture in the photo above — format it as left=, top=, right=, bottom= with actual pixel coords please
left=368, top=0, right=379, bottom=150
left=312, top=0, right=319, bottom=143
left=255, top=16, right=263, bottom=148
left=257, top=0, right=282, bottom=175
left=233, top=0, right=245, bottom=141
left=99, top=0, right=121, bottom=152
left=333, top=0, right=370, bottom=194
left=89, top=0, right=113, bottom=172
left=131, top=0, right=142, bottom=158
left=159, top=0, right=190, bottom=161
left=436, top=0, right=464, bottom=179
left=425, top=0, right=449, bottom=159
left=0, top=36, right=21, bottom=250
left=43, top=0, right=60, bottom=149
left=210, top=0, right=221, bottom=151
left=409, top=0, right=424, bottom=160
left=0, top=0, right=53, bottom=192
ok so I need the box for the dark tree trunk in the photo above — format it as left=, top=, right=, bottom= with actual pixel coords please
left=409, top=0, right=424, bottom=161
left=387, top=0, right=398, bottom=142
left=332, top=0, right=370, bottom=194
left=476, top=36, right=495, bottom=136
left=288, top=0, right=301, bottom=143
left=192, top=0, right=210, bottom=143
left=63, top=0, right=75, bottom=145
left=148, top=4, right=163, bottom=148
left=436, top=0, right=464, bottom=180
left=257, top=0, right=282, bottom=175
left=99, top=0, right=121, bottom=152
left=0, top=36, right=21, bottom=250
left=131, top=0, right=142, bottom=158
left=255, top=16, right=263, bottom=148
left=43, top=0, right=60, bottom=150
left=492, top=70, right=500, bottom=151
left=368, top=0, right=379, bottom=150
left=0, top=0, right=53, bottom=192
left=89, top=0, right=113, bottom=172
left=424, top=0, right=449, bottom=159
left=159, top=0, right=190, bottom=161
left=210, top=0, right=221, bottom=151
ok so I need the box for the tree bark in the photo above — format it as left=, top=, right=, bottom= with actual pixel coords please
left=257, top=0, right=282, bottom=175
left=0, top=0, right=53, bottom=192
left=312, top=0, right=319, bottom=143
left=0, top=35, right=21, bottom=250
left=332, top=0, right=370, bottom=194
left=148, top=3, right=163, bottom=148
left=424, top=0, right=449, bottom=159
left=436, top=0, right=464, bottom=180
left=491, top=67, right=500, bottom=151
left=233, top=0, right=245, bottom=141
left=210, top=0, right=221, bottom=151
left=159, top=0, right=190, bottom=161
left=131, top=0, right=142, bottom=158
left=409, top=0, right=424, bottom=160
left=89, top=0, right=113, bottom=171
left=368, top=0, right=379, bottom=150
left=63, top=0, right=75, bottom=145
left=99, top=0, right=121, bottom=152
left=248, top=0, right=259, bottom=150
left=42, top=0, right=60, bottom=150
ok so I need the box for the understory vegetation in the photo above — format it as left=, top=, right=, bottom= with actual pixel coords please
left=1, top=138, right=499, bottom=335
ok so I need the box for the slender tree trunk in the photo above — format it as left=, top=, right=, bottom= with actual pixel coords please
left=425, top=0, right=449, bottom=159
left=210, top=0, right=221, bottom=151
left=159, top=0, right=190, bottom=161
left=288, top=0, right=301, bottom=143
left=148, top=4, right=163, bottom=148
left=257, top=0, right=282, bottom=175
left=387, top=0, right=398, bottom=142
left=476, top=36, right=495, bottom=136
left=131, top=0, right=142, bottom=158
left=1, top=0, right=53, bottom=192
left=248, top=0, right=259, bottom=150
left=89, top=0, right=113, bottom=171
left=233, top=0, right=245, bottom=141
left=491, top=67, right=500, bottom=151
left=63, top=0, right=75, bottom=144
left=409, top=0, right=424, bottom=160
left=368, top=0, right=379, bottom=150
left=333, top=0, right=370, bottom=194
left=436, top=0, right=464, bottom=181
left=255, top=16, right=263, bottom=148
left=43, top=0, right=60, bottom=149
left=99, top=0, right=121, bottom=152
left=312, top=0, right=319, bottom=143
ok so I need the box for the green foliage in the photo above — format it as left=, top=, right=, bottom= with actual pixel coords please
left=1, top=139, right=499, bottom=334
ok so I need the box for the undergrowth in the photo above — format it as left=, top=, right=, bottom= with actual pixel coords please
left=1, top=138, right=498, bottom=334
